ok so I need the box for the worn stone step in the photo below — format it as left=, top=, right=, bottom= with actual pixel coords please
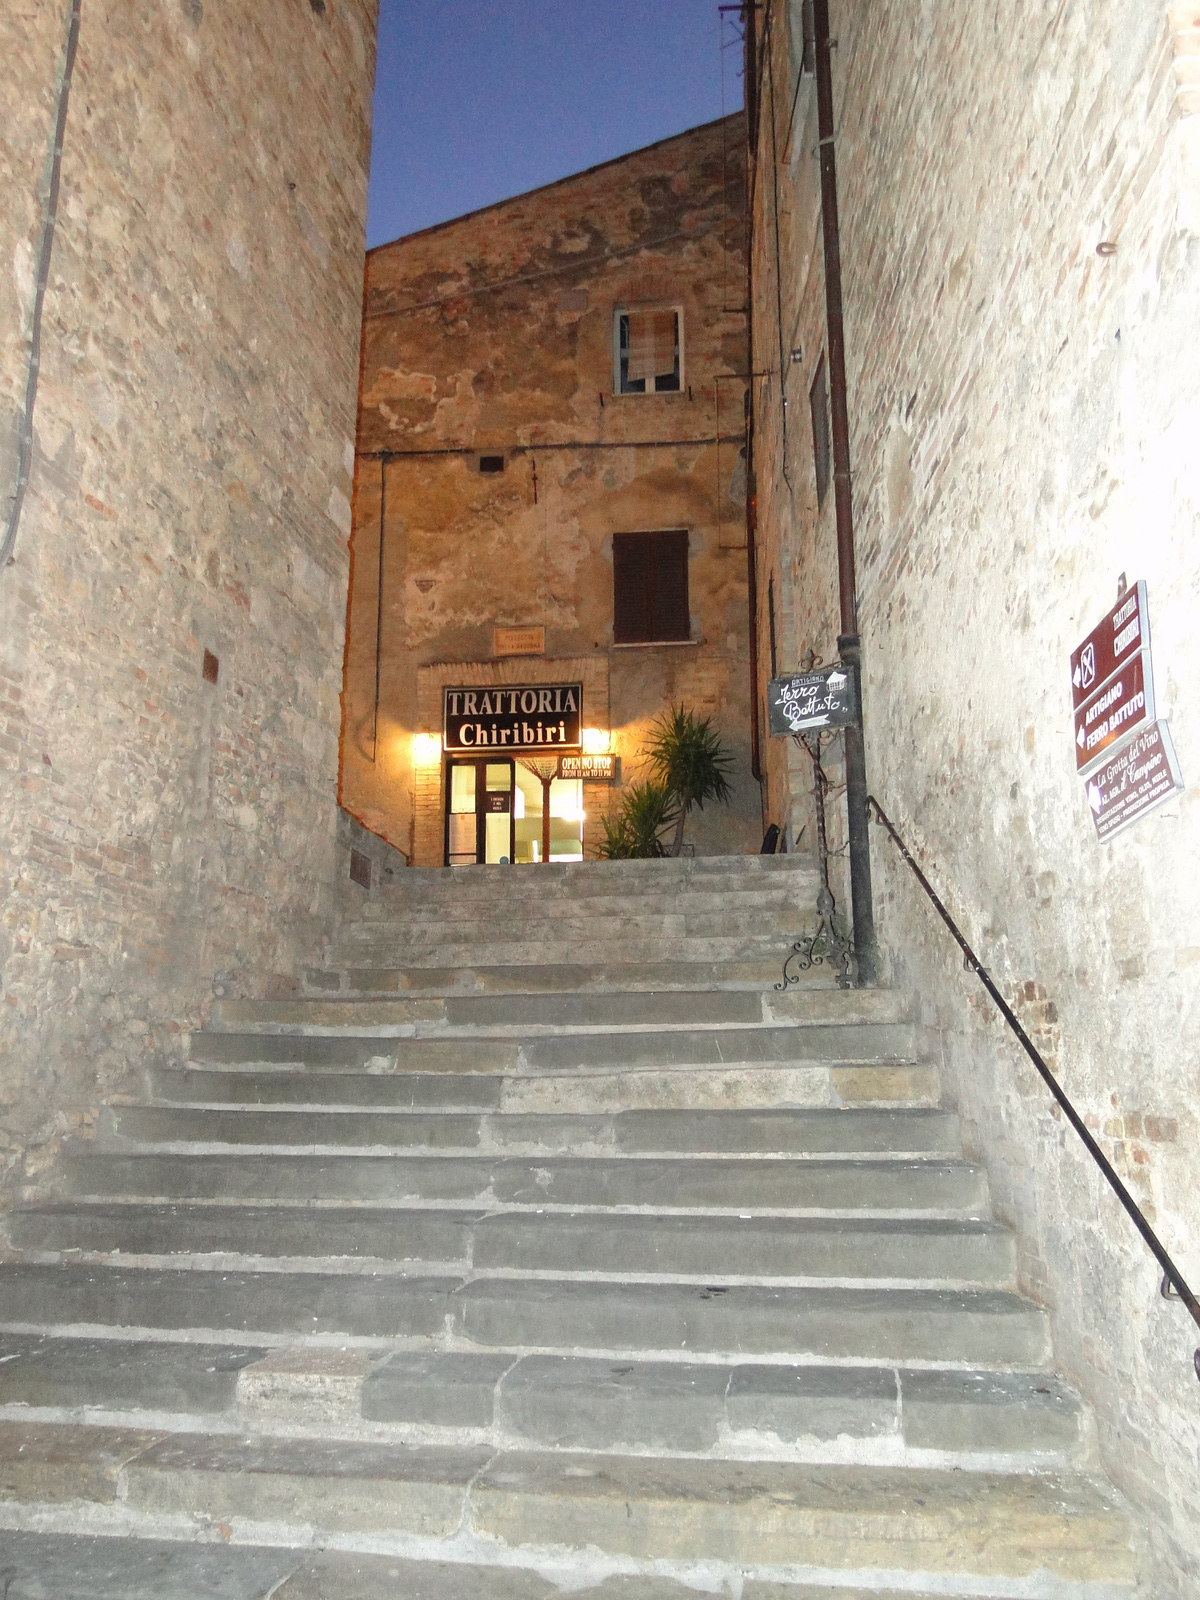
left=0, top=1533, right=1030, bottom=1600
left=0, top=1422, right=1135, bottom=1586
left=57, top=1151, right=989, bottom=1214
left=361, top=1351, right=1085, bottom=1460
left=331, top=938, right=818, bottom=968
left=0, top=1336, right=1085, bottom=1464
left=187, top=1022, right=932, bottom=1072
left=105, top=1105, right=963, bottom=1158
left=155, top=1060, right=939, bottom=1115
left=12, top=1205, right=1013, bottom=1286
left=303, top=958, right=812, bottom=995
left=212, top=988, right=911, bottom=1036
left=0, top=1266, right=1049, bottom=1365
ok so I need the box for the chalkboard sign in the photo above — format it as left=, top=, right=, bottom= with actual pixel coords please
left=767, top=668, right=859, bottom=736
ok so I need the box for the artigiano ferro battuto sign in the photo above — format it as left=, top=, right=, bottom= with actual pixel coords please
left=443, top=684, right=582, bottom=752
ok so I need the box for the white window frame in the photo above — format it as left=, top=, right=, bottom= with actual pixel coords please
left=612, top=304, right=685, bottom=396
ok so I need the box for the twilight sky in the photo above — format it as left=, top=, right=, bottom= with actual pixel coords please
left=365, top=0, right=743, bottom=249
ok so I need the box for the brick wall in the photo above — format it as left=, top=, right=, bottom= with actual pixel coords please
left=752, top=0, right=1200, bottom=1584
left=0, top=2, right=377, bottom=1187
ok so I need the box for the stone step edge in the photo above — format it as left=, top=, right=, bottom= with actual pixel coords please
left=0, top=1402, right=1086, bottom=1475
left=0, top=1424, right=1138, bottom=1585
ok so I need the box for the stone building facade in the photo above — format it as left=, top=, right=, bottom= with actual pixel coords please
left=341, top=117, right=759, bottom=866
left=748, top=0, right=1200, bottom=1586
left=0, top=2, right=377, bottom=1190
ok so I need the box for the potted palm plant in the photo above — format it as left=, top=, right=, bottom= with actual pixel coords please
left=645, top=706, right=734, bottom=857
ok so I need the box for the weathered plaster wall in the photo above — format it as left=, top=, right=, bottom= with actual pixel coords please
left=0, top=1, right=376, bottom=1188
left=343, top=116, right=759, bottom=864
left=751, top=0, right=1200, bottom=1584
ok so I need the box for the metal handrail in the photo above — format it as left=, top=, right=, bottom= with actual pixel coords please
left=868, top=794, right=1200, bottom=1384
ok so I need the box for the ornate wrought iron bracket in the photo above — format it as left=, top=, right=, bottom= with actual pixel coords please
left=777, top=730, right=855, bottom=991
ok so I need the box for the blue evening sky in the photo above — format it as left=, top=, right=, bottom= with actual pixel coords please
left=366, top=1, right=743, bottom=249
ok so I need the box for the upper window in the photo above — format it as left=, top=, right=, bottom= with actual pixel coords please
left=614, top=307, right=682, bottom=394
left=612, top=530, right=690, bottom=644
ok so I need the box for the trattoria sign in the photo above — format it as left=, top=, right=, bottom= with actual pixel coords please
left=443, top=683, right=582, bottom=752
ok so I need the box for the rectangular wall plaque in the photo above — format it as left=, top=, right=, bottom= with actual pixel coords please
left=443, top=683, right=582, bottom=752
left=1073, top=648, right=1155, bottom=775
left=1085, top=720, right=1183, bottom=841
left=558, top=754, right=618, bottom=782
left=1070, top=581, right=1147, bottom=710
left=494, top=626, right=545, bottom=657
left=767, top=667, right=858, bottom=736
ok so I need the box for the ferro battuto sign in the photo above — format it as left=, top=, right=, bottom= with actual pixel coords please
left=443, top=683, right=582, bottom=752
left=766, top=667, right=859, bottom=737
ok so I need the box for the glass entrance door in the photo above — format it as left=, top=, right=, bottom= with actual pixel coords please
left=445, top=760, right=515, bottom=865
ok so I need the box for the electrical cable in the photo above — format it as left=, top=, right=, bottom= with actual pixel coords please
left=2, top=0, right=81, bottom=575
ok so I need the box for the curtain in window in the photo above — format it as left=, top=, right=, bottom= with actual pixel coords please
left=625, top=310, right=676, bottom=385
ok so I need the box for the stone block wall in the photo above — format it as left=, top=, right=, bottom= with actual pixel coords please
left=0, top=1, right=377, bottom=1188
left=751, top=0, right=1200, bottom=1583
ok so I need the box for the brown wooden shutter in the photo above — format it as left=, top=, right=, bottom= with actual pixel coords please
left=613, top=531, right=689, bottom=643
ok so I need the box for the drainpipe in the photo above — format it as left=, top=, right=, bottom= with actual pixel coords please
left=813, top=0, right=877, bottom=983
left=744, top=3, right=763, bottom=785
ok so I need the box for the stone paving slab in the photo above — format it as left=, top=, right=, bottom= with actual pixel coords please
left=0, top=1334, right=263, bottom=1414
left=0, top=1531, right=297, bottom=1600
left=453, top=1280, right=1050, bottom=1366
left=0, top=1265, right=453, bottom=1341
left=123, top=1432, right=490, bottom=1536
left=151, top=1068, right=506, bottom=1110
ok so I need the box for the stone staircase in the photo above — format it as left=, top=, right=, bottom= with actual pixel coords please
left=0, top=856, right=1142, bottom=1596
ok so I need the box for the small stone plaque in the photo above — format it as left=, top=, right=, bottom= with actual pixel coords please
left=494, top=626, right=544, bottom=657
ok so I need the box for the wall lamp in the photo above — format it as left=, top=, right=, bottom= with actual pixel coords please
left=581, top=728, right=610, bottom=755
left=413, top=732, right=442, bottom=764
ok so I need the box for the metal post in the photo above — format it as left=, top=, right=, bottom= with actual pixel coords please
left=814, top=0, right=877, bottom=983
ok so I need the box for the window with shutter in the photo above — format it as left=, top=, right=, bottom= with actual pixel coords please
left=613, top=530, right=690, bottom=644
left=614, top=307, right=683, bottom=394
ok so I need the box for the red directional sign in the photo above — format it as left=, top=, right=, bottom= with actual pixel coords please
left=1073, top=649, right=1154, bottom=775
left=1084, top=721, right=1184, bottom=841
left=1070, top=581, right=1147, bottom=711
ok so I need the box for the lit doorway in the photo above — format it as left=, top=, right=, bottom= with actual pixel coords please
left=513, top=765, right=584, bottom=864
left=445, top=760, right=515, bottom=866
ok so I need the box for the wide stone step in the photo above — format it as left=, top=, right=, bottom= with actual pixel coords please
left=209, top=987, right=910, bottom=1034
left=0, top=1532, right=1053, bottom=1600
left=329, top=934, right=819, bottom=960
left=0, top=1266, right=1050, bottom=1364
left=0, top=1335, right=1085, bottom=1464
left=303, top=957, right=808, bottom=995
left=57, top=1151, right=989, bottom=1213
left=187, top=1022, right=931, bottom=1071
left=154, top=1059, right=940, bottom=1115
left=0, top=1423, right=1135, bottom=1588
left=106, top=1104, right=964, bottom=1157
left=11, top=1206, right=1013, bottom=1286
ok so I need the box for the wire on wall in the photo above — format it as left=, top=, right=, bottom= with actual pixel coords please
left=371, top=458, right=387, bottom=760
left=2, top=0, right=82, bottom=575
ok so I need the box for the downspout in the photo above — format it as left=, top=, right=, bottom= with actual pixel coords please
left=744, top=2, right=763, bottom=785
left=813, top=0, right=877, bottom=982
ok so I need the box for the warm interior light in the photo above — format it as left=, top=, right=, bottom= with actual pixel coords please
left=581, top=728, right=610, bottom=754
left=413, top=732, right=442, bottom=764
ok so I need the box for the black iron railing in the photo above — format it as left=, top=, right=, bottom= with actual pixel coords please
left=868, top=795, right=1200, bottom=1385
